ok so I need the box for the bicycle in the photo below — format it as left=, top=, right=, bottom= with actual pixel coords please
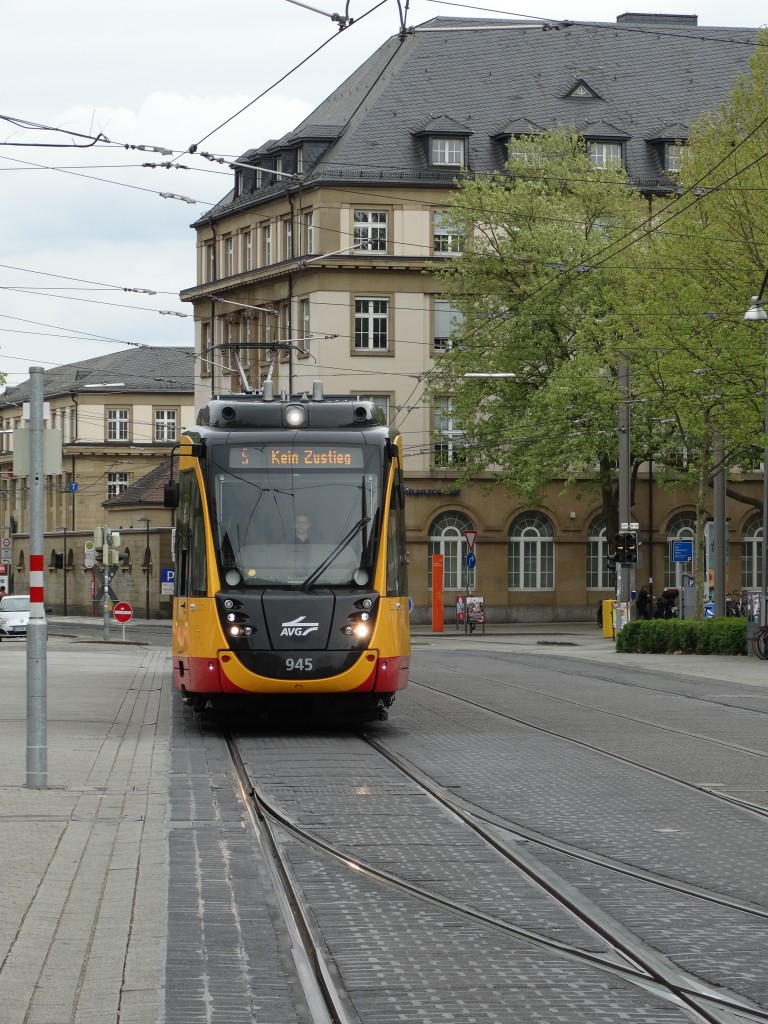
left=751, top=624, right=768, bottom=660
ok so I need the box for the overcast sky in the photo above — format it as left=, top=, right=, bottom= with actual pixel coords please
left=1, top=0, right=763, bottom=389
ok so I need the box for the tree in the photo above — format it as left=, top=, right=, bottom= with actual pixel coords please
left=614, top=29, right=768, bottom=608
left=428, top=128, right=648, bottom=538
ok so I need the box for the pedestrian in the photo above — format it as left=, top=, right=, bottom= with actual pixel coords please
left=636, top=584, right=652, bottom=620
left=0, top=586, right=6, bottom=600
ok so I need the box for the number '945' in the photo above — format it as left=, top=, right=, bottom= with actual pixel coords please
left=286, top=658, right=313, bottom=671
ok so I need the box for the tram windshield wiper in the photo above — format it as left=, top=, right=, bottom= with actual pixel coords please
left=300, top=515, right=372, bottom=591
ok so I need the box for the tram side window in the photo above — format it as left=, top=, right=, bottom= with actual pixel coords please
left=177, top=469, right=208, bottom=597
left=386, top=471, right=408, bottom=596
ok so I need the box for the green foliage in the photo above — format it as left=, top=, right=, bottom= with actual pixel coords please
left=426, top=38, right=768, bottom=537
left=616, top=618, right=746, bottom=655
left=427, top=128, right=646, bottom=511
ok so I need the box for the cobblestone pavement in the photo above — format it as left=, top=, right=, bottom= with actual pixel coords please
left=0, top=640, right=169, bottom=1024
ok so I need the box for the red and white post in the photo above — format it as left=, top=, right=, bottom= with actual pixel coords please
left=26, top=366, right=48, bottom=790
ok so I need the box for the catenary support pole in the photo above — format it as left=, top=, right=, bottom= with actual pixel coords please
left=26, top=366, right=48, bottom=790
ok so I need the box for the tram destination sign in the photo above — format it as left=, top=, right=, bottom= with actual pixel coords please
left=231, top=445, right=364, bottom=469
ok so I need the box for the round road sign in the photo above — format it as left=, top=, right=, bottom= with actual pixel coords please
left=113, top=602, right=133, bottom=623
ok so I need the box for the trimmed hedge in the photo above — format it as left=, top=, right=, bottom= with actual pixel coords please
left=615, top=617, right=746, bottom=655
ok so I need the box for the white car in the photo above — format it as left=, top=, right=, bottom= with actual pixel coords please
left=0, top=594, right=30, bottom=640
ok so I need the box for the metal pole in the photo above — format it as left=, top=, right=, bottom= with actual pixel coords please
left=763, top=325, right=768, bottom=627
left=26, top=366, right=47, bottom=790
left=103, top=525, right=111, bottom=641
left=617, top=357, right=631, bottom=609
left=145, top=519, right=151, bottom=620
left=63, top=524, right=68, bottom=616
left=714, top=434, right=726, bottom=618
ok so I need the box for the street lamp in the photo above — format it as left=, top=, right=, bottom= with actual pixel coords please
left=136, top=517, right=151, bottom=620
left=55, top=525, right=68, bottom=616
left=745, top=274, right=768, bottom=626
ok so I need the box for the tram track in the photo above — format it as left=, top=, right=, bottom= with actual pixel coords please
left=409, top=670, right=768, bottom=820
left=224, top=727, right=768, bottom=1024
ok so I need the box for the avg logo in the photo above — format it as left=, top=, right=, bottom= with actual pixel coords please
left=280, top=615, right=320, bottom=637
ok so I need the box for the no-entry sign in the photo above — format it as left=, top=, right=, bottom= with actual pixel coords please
left=113, top=601, right=133, bottom=623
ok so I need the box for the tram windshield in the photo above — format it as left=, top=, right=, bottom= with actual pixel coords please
left=210, top=441, right=383, bottom=588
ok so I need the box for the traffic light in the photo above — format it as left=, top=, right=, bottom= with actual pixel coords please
left=614, top=531, right=639, bottom=564
left=624, top=531, right=638, bottom=563
left=93, top=526, right=107, bottom=562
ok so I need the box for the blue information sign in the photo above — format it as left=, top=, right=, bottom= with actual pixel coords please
left=466, top=552, right=476, bottom=569
left=672, top=540, right=693, bottom=562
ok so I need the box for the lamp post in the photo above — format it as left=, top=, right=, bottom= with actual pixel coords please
left=137, top=516, right=151, bottom=620
left=55, top=525, right=68, bottom=616
left=745, top=279, right=768, bottom=626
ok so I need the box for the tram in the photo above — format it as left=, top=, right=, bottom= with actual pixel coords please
left=165, top=383, right=410, bottom=719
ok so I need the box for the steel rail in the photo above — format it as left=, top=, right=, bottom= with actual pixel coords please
left=227, top=729, right=768, bottom=1024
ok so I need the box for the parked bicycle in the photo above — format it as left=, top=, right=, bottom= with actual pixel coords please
left=751, top=625, right=768, bottom=660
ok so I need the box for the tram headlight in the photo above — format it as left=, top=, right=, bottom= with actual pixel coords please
left=283, top=404, right=307, bottom=428
left=353, top=623, right=370, bottom=639
left=229, top=625, right=242, bottom=637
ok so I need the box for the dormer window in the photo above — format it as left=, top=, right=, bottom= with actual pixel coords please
left=665, top=143, right=691, bottom=172
left=565, top=80, right=601, bottom=100
left=431, top=137, right=465, bottom=166
left=588, top=141, right=623, bottom=169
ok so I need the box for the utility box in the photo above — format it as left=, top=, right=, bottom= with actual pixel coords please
left=602, top=600, right=616, bottom=637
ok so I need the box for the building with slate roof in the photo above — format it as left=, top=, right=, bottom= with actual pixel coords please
left=0, top=347, right=194, bottom=614
left=180, top=14, right=761, bottom=622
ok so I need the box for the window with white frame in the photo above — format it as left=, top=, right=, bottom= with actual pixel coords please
left=354, top=297, right=389, bottom=350
left=283, top=218, right=293, bottom=260
left=508, top=512, right=554, bottom=590
left=107, top=472, right=130, bottom=499
left=262, top=223, right=272, bottom=265
left=225, top=236, right=234, bottom=276
left=154, top=409, right=178, bottom=442
left=203, top=241, right=214, bottom=283
left=107, top=408, right=130, bottom=442
left=353, top=210, right=387, bottom=252
left=428, top=511, right=476, bottom=591
left=201, top=321, right=212, bottom=378
left=742, top=513, right=763, bottom=590
left=433, top=396, right=465, bottom=466
left=303, top=210, right=315, bottom=255
left=587, top=516, right=613, bottom=589
left=434, top=299, right=463, bottom=352
left=295, top=146, right=304, bottom=174
left=430, top=137, right=465, bottom=166
left=298, top=298, right=310, bottom=355
left=433, top=211, right=464, bottom=254
left=243, top=230, right=253, bottom=271
left=240, top=317, right=253, bottom=370
left=665, top=143, right=691, bottom=172
left=506, top=140, right=543, bottom=164
left=274, top=154, right=282, bottom=177
left=587, top=142, right=623, bottom=169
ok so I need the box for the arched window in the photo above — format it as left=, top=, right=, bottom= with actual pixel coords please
left=428, top=511, right=475, bottom=591
left=587, top=516, right=612, bottom=589
left=508, top=512, right=554, bottom=590
left=664, top=512, right=695, bottom=588
left=741, top=513, right=762, bottom=590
